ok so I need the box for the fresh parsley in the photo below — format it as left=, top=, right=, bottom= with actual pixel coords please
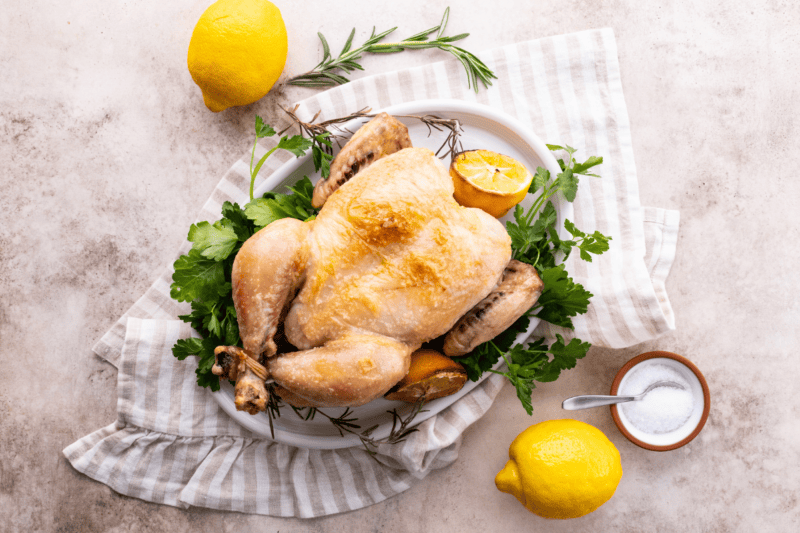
left=457, top=145, right=611, bottom=414
left=488, top=335, right=592, bottom=415
left=311, top=132, right=334, bottom=180
left=244, top=177, right=318, bottom=228
left=170, top=118, right=318, bottom=390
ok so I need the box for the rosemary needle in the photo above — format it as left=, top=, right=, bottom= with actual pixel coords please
left=287, top=7, right=497, bottom=93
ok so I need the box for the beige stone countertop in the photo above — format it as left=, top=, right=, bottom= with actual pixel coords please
left=2, top=0, right=798, bottom=531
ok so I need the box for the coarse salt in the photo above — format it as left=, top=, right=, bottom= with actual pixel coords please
left=620, top=364, right=694, bottom=434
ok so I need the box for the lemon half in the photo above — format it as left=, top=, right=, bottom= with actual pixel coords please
left=450, top=149, right=533, bottom=218
left=384, top=349, right=467, bottom=402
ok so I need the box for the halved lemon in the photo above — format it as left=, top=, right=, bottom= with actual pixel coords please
left=450, top=150, right=533, bottom=218
left=385, top=349, right=468, bottom=402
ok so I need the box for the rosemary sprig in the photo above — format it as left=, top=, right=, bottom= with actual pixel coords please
left=287, top=8, right=497, bottom=93
left=280, top=105, right=374, bottom=179
left=264, top=383, right=283, bottom=438
left=291, top=404, right=318, bottom=421
left=280, top=104, right=465, bottom=179
left=290, top=399, right=427, bottom=455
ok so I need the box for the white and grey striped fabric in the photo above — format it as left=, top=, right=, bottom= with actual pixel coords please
left=64, top=28, right=680, bottom=517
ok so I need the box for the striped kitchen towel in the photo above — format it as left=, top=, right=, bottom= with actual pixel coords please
left=63, top=27, right=679, bottom=517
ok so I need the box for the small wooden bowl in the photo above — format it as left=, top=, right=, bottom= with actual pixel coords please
left=610, top=351, right=710, bottom=451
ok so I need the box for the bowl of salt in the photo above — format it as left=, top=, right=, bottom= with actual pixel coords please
left=610, top=351, right=710, bottom=451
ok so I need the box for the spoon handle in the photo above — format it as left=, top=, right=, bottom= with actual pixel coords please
left=562, top=394, right=636, bottom=410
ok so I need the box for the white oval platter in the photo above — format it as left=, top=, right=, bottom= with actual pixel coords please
left=212, top=99, right=570, bottom=449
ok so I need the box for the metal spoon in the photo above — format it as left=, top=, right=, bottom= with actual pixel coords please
left=561, top=380, right=686, bottom=410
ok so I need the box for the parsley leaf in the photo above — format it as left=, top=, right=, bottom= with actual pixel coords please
left=204, top=306, right=223, bottom=338
left=244, top=176, right=319, bottom=229
left=170, top=249, right=230, bottom=303
left=499, top=342, right=548, bottom=415
left=573, top=155, right=603, bottom=176
left=554, top=167, right=579, bottom=202
left=172, top=337, right=203, bottom=360
left=287, top=175, right=316, bottom=209
left=506, top=206, right=533, bottom=252
left=533, top=264, right=593, bottom=329
left=245, top=196, right=294, bottom=227
left=248, top=117, right=313, bottom=200
left=223, top=306, right=239, bottom=346
left=312, top=133, right=334, bottom=179
left=564, top=219, right=611, bottom=262
left=459, top=315, right=530, bottom=381
left=221, top=201, right=255, bottom=242
left=545, top=143, right=577, bottom=157
left=255, top=115, right=276, bottom=138
left=172, top=336, right=220, bottom=391
left=194, top=337, right=221, bottom=391
left=489, top=334, right=591, bottom=415
left=188, top=219, right=239, bottom=261
left=564, top=219, right=584, bottom=238
left=276, top=135, right=313, bottom=157
left=529, top=166, right=550, bottom=194
left=535, top=335, right=591, bottom=382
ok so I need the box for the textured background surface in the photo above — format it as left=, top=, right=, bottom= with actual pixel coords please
left=1, top=0, right=798, bottom=531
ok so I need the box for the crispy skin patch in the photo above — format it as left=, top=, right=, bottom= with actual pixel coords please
left=347, top=199, right=425, bottom=247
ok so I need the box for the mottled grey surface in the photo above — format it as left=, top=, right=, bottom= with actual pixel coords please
left=1, top=0, right=798, bottom=531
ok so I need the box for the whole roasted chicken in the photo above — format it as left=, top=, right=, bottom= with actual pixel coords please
left=213, top=113, right=543, bottom=413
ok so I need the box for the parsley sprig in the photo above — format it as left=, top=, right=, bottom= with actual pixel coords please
left=249, top=116, right=313, bottom=200
left=507, top=145, right=607, bottom=269
left=457, top=145, right=611, bottom=414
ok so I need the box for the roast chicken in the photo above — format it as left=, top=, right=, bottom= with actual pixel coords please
left=213, top=113, right=543, bottom=413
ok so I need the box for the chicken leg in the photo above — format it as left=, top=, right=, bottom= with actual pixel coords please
left=213, top=217, right=310, bottom=413
left=268, top=332, right=413, bottom=407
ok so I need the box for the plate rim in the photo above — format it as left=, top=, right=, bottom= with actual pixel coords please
left=212, top=98, right=569, bottom=449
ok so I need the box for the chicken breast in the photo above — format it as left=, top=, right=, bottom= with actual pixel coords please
left=284, top=147, right=512, bottom=350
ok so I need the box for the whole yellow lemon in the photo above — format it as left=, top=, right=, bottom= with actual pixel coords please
left=495, top=419, right=623, bottom=519
left=187, top=0, right=288, bottom=112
